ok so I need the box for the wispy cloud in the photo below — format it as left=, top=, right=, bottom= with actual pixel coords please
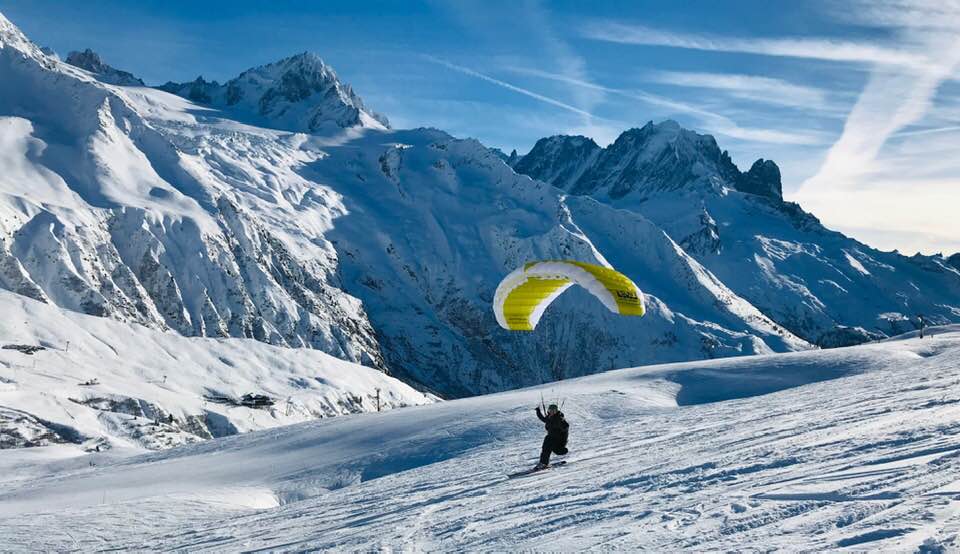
left=508, top=66, right=825, bottom=145
left=644, top=71, right=833, bottom=111
left=791, top=0, right=960, bottom=254
left=581, top=21, right=927, bottom=67
left=797, top=4, right=960, bottom=191
left=439, top=0, right=617, bottom=143
left=518, top=0, right=604, bottom=122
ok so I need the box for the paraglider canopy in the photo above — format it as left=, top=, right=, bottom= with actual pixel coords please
left=493, top=260, right=645, bottom=331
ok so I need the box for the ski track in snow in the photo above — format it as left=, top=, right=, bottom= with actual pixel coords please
left=3, top=331, right=960, bottom=550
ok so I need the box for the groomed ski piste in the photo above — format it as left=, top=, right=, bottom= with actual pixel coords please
left=3, top=327, right=960, bottom=551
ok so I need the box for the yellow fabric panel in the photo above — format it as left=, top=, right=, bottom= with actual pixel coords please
left=568, top=261, right=645, bottom=316
left=501, top=277, right=570, bottom=331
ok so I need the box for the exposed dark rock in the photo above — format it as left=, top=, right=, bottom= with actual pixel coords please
left=2, top=344, right=45, bottom=355
left=736, top=159, right=783, bottom=199
left=817, top=326, right=884, bottom=348
left=65, top=49, right=145, bottom=86
left=947, top=253, right=960, bottom=271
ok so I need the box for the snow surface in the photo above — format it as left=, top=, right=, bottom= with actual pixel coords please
left=0, top=289, right=430, bottom=452
left=3, top=329, right=960, bottom=550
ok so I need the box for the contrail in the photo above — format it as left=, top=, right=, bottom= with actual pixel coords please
left=422, top=55, right=604, bottom=120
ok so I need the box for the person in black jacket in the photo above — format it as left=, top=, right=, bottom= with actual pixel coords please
left=535, top=403, right=569, bottom=469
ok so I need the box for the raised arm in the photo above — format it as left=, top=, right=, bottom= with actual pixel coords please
left=535, top=406, right=547, bottom=422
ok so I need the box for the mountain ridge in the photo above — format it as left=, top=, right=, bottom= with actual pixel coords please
left=514, top=120, right=783, bottom=201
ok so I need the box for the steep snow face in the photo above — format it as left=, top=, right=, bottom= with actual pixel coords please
left=513, top=123, right=960, bottom=346
left=3, top=330, right=960, bottom=551
left=512, top=135, right=601, bottom=190
left=0, top=20, right=387, bottom=370
left=690, top=197, right=960, bottom=345
left=64, top=49, right=144, bottom=86
left=0, top=11, right=44, bottom=58
left=0, top=290, right=430, bottom=452
left=157, top=52, right=390, bottom=133
left=297, top=130, right=806, bottom=395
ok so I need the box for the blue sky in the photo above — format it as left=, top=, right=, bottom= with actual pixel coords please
left=3, top=0, right=959, bottom=255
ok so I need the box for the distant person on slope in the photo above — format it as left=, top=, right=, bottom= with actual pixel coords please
left=534, top=403, right=569, bottom=470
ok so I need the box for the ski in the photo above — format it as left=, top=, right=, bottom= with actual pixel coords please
left=507, top=460, right=567, bottom=479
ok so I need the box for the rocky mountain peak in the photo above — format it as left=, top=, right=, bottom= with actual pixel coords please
left=513, top=120, right=782, bottom=201
left=735, top=158, right=782, bottom=200
left=535, top=121, right=738, bottom=198
left=512, top=134, right=601, bottom=190
left=65, top=48, right=145, bottom=86
left=612, top=120, right=724, bottom=163
left=157, top=51, right=389, bottom=133
left=518, top=134, right=600, bottom=162
left=947, top=253, right=960, bottom=272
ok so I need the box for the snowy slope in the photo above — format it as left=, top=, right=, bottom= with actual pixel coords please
left=3, top=330, right=960, bottom=550
left=513, top=121, right=960, bottom=346
left=0, top=289, right=429, bottom=452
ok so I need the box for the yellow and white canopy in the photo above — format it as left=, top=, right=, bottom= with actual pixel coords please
left=493, top=260, right=645, bottom=331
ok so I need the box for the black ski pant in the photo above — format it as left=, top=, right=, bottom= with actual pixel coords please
left=539, top=434, right=568, bottom=465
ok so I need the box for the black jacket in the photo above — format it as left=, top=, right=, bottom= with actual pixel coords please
left=536, top=407, right=569, bottom=439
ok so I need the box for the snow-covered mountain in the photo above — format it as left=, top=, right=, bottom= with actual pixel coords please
left=1, top=10, right=958, bottom=407
left=157, top=52, right=390, bottom=132
left=3, top=328, right=960, bottom=550
left=0, top=12, right=813, bottom=400
left=0, top=16, right=387, bottom=371
left=64, top=48, right=144, bottom=86
left=512, top=121, right=960, bottom=346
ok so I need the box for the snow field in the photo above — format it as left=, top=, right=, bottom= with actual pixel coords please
left=3, top=329, right=960, bottom=550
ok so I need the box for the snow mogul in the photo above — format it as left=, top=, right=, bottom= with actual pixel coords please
left=535, top=403, right=569, bottom=469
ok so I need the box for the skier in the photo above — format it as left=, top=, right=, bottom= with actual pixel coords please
left=534, top=403, right=569, bottom=470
